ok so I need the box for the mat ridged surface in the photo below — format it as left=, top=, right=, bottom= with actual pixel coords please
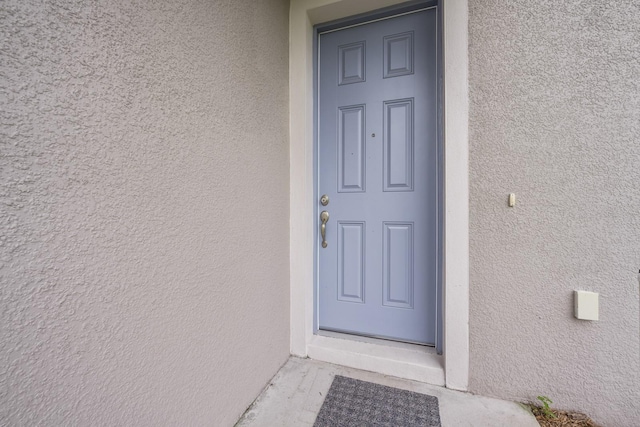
left=314, top=375, right=441, bottom=427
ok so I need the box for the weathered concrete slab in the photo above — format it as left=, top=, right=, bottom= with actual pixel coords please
left=236, top=357, right=538, bottom=427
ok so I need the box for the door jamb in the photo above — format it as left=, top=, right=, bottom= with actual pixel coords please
left=289, top=0, right=469, bottom=391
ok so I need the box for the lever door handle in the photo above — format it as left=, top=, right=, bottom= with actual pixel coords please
left=320, top=210, right=329, bottom=248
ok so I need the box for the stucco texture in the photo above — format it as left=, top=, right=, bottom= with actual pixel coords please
left=1, top=0, right=289, bottom=425
left=468, top=1, right=640, bottom=426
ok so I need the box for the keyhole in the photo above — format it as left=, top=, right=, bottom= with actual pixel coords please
left=371, top=133, right=376, bottom=138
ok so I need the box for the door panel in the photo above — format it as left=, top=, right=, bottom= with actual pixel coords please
left=318, top=9, right=437, bottom=345
left=338, top=105, right=366, bottom=192
left=337, top=221, right=365, bottom=303
left=384, top=98, right=414, bottom=191
left=383, top=222, right=414, bottom=309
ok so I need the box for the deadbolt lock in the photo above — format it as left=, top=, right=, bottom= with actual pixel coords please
left=320, top=194, right=329, bottom=206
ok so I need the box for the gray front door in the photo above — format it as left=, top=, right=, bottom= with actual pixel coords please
left=317, top=8, right=438, bottom=345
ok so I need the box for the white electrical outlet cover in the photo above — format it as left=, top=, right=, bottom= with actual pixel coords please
left=574, top=290, right=599, bottom=321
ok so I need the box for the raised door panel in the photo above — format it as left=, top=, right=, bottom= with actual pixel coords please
left=338, top=41, right=366, bottom=85
left=383, top=222, right=414, bottom=309
left=383, top=31, right=414, bottom=78
left=384, top=99, right=414, bottom=192
left=338, top=105, right=366, bottom=192
left=337, top=222, right=365, bottom=303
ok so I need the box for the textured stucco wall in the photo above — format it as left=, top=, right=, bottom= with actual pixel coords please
left=468, top=1, right=640, bottom=426
left=0, top=0, right=289, bottom=425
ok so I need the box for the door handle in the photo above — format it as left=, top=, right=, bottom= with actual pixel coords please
left=320, top=210, right=329, bottom=248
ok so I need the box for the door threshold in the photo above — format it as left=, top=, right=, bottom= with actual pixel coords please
left=307, top=332, right=444, bottom=386
left=317, top=329, right=433, bottom=348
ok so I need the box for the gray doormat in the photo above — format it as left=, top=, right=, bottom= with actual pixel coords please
left=314, top=375, right=441, bottom=427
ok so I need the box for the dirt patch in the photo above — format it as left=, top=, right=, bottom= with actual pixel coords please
left=528, top=405, right=601, bottom=427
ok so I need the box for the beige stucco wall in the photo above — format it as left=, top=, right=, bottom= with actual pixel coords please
left=0, top=0, right=289, bottom=425
left=468, top=1, right=640, bottom=425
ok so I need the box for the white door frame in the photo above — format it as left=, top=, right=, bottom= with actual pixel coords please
left=289, top=0, right=469, bottom=391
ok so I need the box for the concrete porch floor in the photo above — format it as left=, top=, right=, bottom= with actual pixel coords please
left=236, top=357, right=539, bottom=427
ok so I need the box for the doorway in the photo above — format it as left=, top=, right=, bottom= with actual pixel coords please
left=316, top=4, right=440, bottom=346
